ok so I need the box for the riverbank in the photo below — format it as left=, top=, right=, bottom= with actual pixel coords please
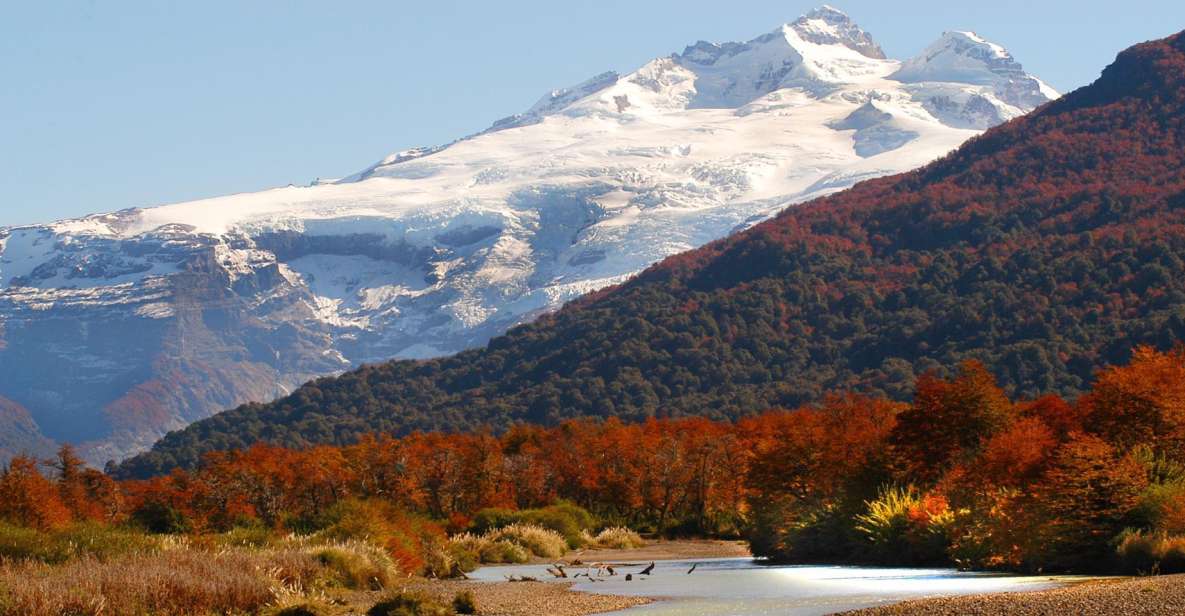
left=395, top=578, right=650, bottom=616
left=393, top=539, right=751, bottom=616
left=845, top=574, right=1185, bottom=615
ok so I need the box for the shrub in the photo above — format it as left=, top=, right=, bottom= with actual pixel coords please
left=469, top=502, right=596, bottom=549
left=468, top=508, right=518, bottom=535
left=584, top=527, right=646, bottom=550
left=448, top=533, right=529, bottom=565
left=130, top=501, right=190, bottom=534
left=318, top=499, right=445, bottom=575
left=487, top=523, right=567, bottom=559
left=446, top=539, right=480, bottom=572
left=519, top=502, right=596, bottom=548
left=313, top=542, right=396, bottom=590
left=854, top=486, right=953, bottom=565
left=420, top=535, right=464, bottom=579
left=1115, top=530, right=1185, bottom=574
left=453, top=589, right=477, bottom=614
left=480, top=539, right=529, bottom=564
left=367, top=590, right=453, bottom=616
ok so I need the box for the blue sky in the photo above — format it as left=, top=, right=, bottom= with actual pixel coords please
left=3, top=1, right=1183, bottom=227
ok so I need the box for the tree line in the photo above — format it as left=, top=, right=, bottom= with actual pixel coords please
left=7, top=346, right=1185, bottom=573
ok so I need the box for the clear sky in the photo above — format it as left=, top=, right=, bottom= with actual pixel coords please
left=3, top=1, right=1184, bottom=227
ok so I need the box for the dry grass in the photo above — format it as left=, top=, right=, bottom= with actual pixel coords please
left=486, top=524, right=568, bottom=559
left=0, top=537, right=399, bottom=615
left=447, top=523, right=567, bottom=564
left=583, top=527, right=646, bottom=550
left=0, top=548, right=316, bottom=615
left=448, top=533, right=530, bottom=565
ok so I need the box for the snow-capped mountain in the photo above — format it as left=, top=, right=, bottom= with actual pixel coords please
left=0, top=6, right=1057, bottom=463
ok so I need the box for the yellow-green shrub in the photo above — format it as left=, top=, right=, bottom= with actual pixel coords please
left=854, top=486, right=953, bottom=565
left=312, top=541, right=396, bottom=590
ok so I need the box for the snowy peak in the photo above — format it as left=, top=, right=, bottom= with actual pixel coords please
left=663, top=8, right=894, bottom=108
left=892, top=31, right=1058, bottom=108
left=0, top=6, right=1060, bottom=464
left=894, top=31, right=1024, bottom=84
left=789, top=5, right=886, bottom=59
left=674, top=5, right=886, bottom=70
left=475, top=8, right=1052, bottom=125
left=675, top=5, right=884, bottom=65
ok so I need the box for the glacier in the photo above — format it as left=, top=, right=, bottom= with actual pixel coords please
left=0, top=6, right=1057, bottom=463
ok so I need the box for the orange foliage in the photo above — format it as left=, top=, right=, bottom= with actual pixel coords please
left=0, top=456, right=71, bottom=530
left=743, top=395, right=901, bottom=503
left=890, top=361, right=1013, bottom=483
left=1081, top=345, right=1185, bottom=456
left=971, top=416, right=1058, bottom=489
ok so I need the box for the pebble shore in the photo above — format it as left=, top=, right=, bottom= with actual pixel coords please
left=845, top=574, right=1185, bottom=616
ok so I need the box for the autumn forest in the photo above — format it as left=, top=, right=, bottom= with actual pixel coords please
left=5, top=346, right=1185, bottom=574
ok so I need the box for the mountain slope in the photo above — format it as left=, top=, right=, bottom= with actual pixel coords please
left=0, top=7, right=1056, bottom=463
left=116, top=30, right=1185, bottom=477
left=0, top=395, right=55, bottom=461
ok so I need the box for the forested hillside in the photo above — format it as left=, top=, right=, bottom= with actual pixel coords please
left=119, top=30, right=1185, bottom=477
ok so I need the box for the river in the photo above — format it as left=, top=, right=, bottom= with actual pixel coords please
left=470, top=557, right=1081, bottom=615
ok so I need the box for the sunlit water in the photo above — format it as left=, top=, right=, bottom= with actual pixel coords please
left=470, top=557, right=1081, bottom=615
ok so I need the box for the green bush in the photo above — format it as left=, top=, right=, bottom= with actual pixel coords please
left=131, top=502, right=191, bottom=534
left=520, top=502, right=596, bottom=548
left=469, top=502, right=596, bottom=549
left=452, top=590, right=477, bottom=614
left=367, top=590, right=452, bottom=616
left=468, top=508, right=518, bottom=535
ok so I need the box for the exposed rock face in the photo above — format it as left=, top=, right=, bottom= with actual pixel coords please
left=0, top=7, right=1056, bottom=465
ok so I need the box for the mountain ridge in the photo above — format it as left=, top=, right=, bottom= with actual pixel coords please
left=115, top=28, right=1185, bottom=478
left=0, top=8, right=1055, bottom=464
